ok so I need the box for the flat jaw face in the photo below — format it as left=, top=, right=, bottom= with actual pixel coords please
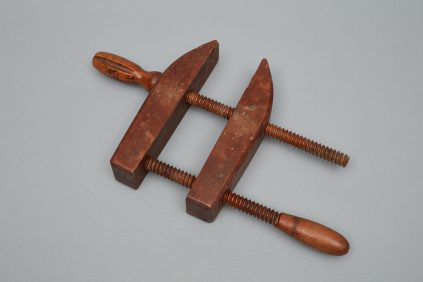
left=186, top=59, right=273, bottom=222
left=111, top=41, right=219, bottom=189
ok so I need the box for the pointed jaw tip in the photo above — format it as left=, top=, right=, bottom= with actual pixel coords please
left=259, top=58, right=270, bottom=69
left=203, top=39, right=219, bottom=48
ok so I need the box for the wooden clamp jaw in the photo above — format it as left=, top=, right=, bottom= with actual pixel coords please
left=187, top=59, right=273, bottom=222
left=109, top=41, right=218, bottom=188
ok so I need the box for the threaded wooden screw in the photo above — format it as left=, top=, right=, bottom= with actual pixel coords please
left=143, top=155, right=349, bottom=256
left=185, top=91, right=349, bottom=167
left=93, top=52, right=350, bottom=167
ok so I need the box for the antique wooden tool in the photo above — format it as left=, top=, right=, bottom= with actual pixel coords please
left=91, top=41, right=349, bottom=255
left=93, top=44, right=350, bottom=167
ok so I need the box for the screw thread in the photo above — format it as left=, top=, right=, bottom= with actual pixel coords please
left=144, top=156, right=195, bottom=188
left=222, top=191, right=280, bottom=225
left=185, top=91, right=349, bottom=167
left=143, top=155, right=280, bottom=225
left=265, top=123, right=349, bottom=167
left=186, top=91, right=234, bottom=119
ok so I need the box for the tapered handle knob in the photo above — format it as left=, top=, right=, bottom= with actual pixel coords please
left=92, top=52, right=162, bottom=91
left=276, top=213, right=349, bottom=256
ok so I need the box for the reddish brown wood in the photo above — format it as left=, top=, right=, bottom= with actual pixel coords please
left=93, top=51, right=162, bottom=91
left=109, top=40, right=219, bottom=188
left=186, top=59, right=273, bottom=222
left=92, top=50, right=349, bottom=167
left=91, top=42, right=350, bottom=255
left=276, top=213, right=349, bottom=255
left=144, top=156, right=349, bottom=256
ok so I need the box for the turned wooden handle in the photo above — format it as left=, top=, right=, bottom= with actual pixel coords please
left=276, top=213, right=349, bottom=255
left=92, top=52, right=162, bottom=91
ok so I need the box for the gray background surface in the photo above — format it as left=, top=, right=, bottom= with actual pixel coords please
left=1, top=0, right=422, bottom=281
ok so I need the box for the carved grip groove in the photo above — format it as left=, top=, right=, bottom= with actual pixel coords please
left=223, top=191, right=349, bottom=255
left=92, top=52, right=162, bottom=91
left=276, top=213, right=349, bottom=256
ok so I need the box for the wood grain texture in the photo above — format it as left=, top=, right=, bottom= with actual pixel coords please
left=93, top=51, right=162, bottom=90
left=186, top=59, right=273, bottom=222
left=276, top=213, right=349, bottom=255
left=108, top=41, right=219, bottom=188
left=92, top=49, right=350, bottom=167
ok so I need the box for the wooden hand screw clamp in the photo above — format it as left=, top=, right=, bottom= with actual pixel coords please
left=92, top=41, right=350, bottom=255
